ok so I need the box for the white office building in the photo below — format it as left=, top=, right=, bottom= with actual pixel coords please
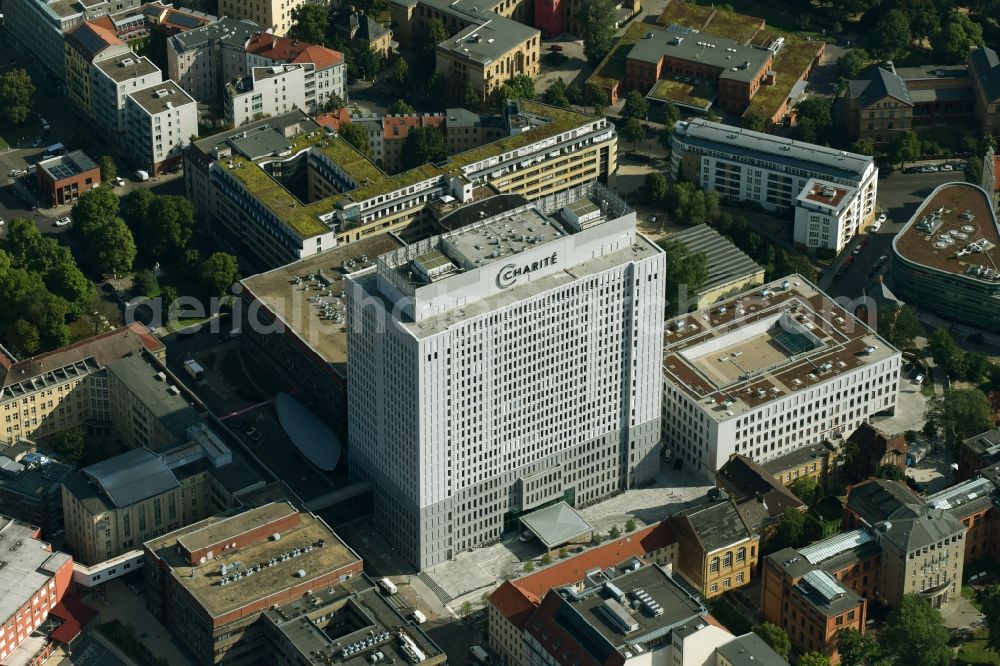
left=225, top=64, right=310, bottom=127
left=92, top=53, right=164, bottom=140
left=661, top=277, right=901, bottom=476
left=125, top=80, right=198, bottom=175
left=670, top=119, right=879, bottom=252
left=346, top=184, right=665, bottom=569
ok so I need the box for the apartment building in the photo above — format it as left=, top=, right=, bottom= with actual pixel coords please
left=668, top=499, right=760, bottom=598
left=970, top=46, right=1000, bottom=138
left=0, top=517, right=74, bottom=665
left=666, top=224, right=765, bottom=311
left=391, top=0, right=540, bottom=100
left=760, top=442, right=834, bottom=488
left=64, top=19, right=130, bottom=118
left=218, top=0, right=305, bottom=35
left=225, top=64, right=310, bottom=127
left=329, top=9, right=393, bottom=57
left=3, top=0, right=143, bottom=82
left=889, top=182, right=1000, bottom=332
left=125, top=79, right=198, bottom=174
left=0, top=323, right=164, bottom=442
left=488, top=522, right=677, bottom=664
left=346, top=186, right=663, bottom=570
left=671, top=119, right=879, bottom=252
left=244, top=32, right=345, bottom=113
left=143, top=501, right=363, bottom=665
left=958, top=428, right=1000, bottom=480
left=661, top=277, right=901, bottom=476
left=0, top=440, right=73, bottom=538
left=92, top=52, right=163, bottom=139
left=184, top=101, right=617, bottom=268
left=714, top=454, right=806, bottom=544
left=167, top=17, right=258, bottom=103
left=36, top=150, right=101, bottom=206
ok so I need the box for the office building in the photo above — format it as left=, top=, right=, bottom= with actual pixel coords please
left=671, top=119, right=879, bottom=252
left=185, top=101, right=617, bottom=269
left=92, top=52, right=163, bottom=140
left=958, top=428, right=1000, bottom=480
left=167, top=18, right=259, bottom=103
left=0, top=323, right=164, bottom=442
left=143, top=501, right=363, bottom=665
left=261, top=576, right=446, bottom=665
left=218, top=0, right=306, bottom=35
left=970, top=46, right=1000, bottom=138
left=661, top=277, right=901, bottom=475
left=124, top=79, right=198, bottom=174
left=889, top=182, right=1000, bottom=332
left=351, top=112, right=447, bottom=174
left=35, top=150, right=101, bottom=206
left=665, top=224, right=765, bottom=311
left=488, top=522, right=677, bottom=664
left=926, top=476, right=1000, bottom=565
left=0, top=441, right=73, bottom=538
left=983, top=146, right=1000, bottom=213
left=346, top=185, right=664, bottom=569
left=64, top=18, right=130, bottom=118
left=391, top=0, right=540, bottom=100
left=668, top=498, right=760, bottom=598
left=244, top=32, right=345, bottom=114
left=3, top=0, right=143, bottom=82
left=0, top=517, right=74, bottom=665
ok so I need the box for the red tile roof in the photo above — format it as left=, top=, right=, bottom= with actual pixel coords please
left=91, top=15, right=117, bottom=33
left=66, top=20, right=125, bottom=60
left=314, top=108, right=351, bottom=132
left=245, top=32, right=344, bottom=70
left=382, top=114, right=446, bottom=141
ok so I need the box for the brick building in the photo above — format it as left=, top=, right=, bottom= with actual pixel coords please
left=35, top=151, right=101, bottom=206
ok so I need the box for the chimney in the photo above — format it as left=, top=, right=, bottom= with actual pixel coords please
left=886, top=60, right=896, bottom=75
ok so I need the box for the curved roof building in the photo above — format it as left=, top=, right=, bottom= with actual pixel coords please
left=890, top=182, right=1000, bottom=332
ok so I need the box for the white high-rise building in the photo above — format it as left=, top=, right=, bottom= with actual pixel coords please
left=346, top=185, right=665, bottom=569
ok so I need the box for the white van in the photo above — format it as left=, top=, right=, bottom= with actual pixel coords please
left=135, top=170, right=150, bottom=181
left=469, top=646, right=490, bottom=664
left=410, top=610, right=426, bottom=624
left=378, top=577, right=397, bottom=595
left=183, top=359, right=205, bottom=381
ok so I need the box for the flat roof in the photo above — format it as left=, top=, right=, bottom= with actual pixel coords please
left=673, top=119, right=873, bottom=181
left=145, top=505, right=359, bottom=619
left=662, top=277, right=897, bottom=420
left=520, top=502, right=592, bottom=548
left=127, top=80, right=195, bottom=116
left=666, top=224, right=763, bottom=295
left=0, top=518, right=70, bottom=625
left=95, top=52, right=160, bottom=82
left=438, top=18, right=538, bottom=64
left=716, top=633, right=789, bottom=666
left=241, top=234, right=404, bottom=371
left=106, top=355, right=201, bottom=442
left=797, top=179, right=857, bottom=214
left=170, top=16, right=258, bottom=50
left=892, top=182, right=1000, bottom=281
left=629, top=29, right=771, bottom=83
left=38, top=150, right=98, bottom=181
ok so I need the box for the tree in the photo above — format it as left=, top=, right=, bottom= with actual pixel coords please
left=0, top=68, right=35, bottom=124
left=385, top=58, right=410, bottom=91
left=797, top=653, right=830, bottom=666
left=415, top=18, right=448, bottom=66
left=402, top=126, right=448, bottom=169
left=6, top=319, right=40, bottom=356
left=581, top=0, right=616, bottom=65
left=130, top=195, right=195, bottom=264
left=659, top=239, right=708, bottom=316
left=745, top=114, right=767, bottom=132
left=753, top=623, right=791, bottom=660
left=498, top=74, right=535, bottom=101
left=776, top=507, right=807, bottom=549
left=933, top=13, right=984, bottom=64
left=591, top=532, right=604, bottom=545
left=623, top=117, right=644, bottom=151
left=838, top=49, right=870, bottom=79
left=867, top=10, right=912, bottom=60
left=643, top=172, right=669, bottom=205
left=200, top=252, right=240, bottom=297
left=966, top=155, right=983, bottom=185
left=322, top=93, right=346, bottom=112
left=623, top=90, right=649, bottom=120
left=288, top=3, right=328, bottom=45
left=540, top=552, right=553, bottom=565
left=789, top=475, right=821, bottom=505
left=543, top=78, right=571, bottom=108
left=460, top=600, right=473, bottom=618
left=71, top=186, right=120, bottom=241
left=876, top=463, right=905, bottom=480
left=795, top=97, right=833, bottom=144
left=881, top=595, right=950, bottom=666
left=339, top=122, right=371, bottom=157
left=47, top=428, right=86, bottom=464
left=99, top=155, right=117, bottom=182
left=888, top=130, right=921, bottom=168
left=851, top=138, right=876, bottom=156
left=838, top=628, right=878, bottom=666
left=625, top=518, right=636, bottom=532
left=44, top=257, right=93, bottom=311
left=980, top=584, right=1000, bottom=653
left=387, top=98, right=415, bottom=116
left=662, top=102, right=681, bottom=128
left=927, top=388, right=994, bottom=446
left=523, top=561, right=535, bottom=572
left=160, top=285, right=179, bottom=321
left=93, top=218, right=136, bottom=276
left=132, top=269, right=158, bottom=296
left=877, top=303, right=920, bottom=348
left=609, top=525, right=621, bottom=539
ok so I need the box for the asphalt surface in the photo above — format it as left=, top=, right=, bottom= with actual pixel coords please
left=58, top=636, right=126, bottom=666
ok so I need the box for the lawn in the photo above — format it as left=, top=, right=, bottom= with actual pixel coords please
left=649, top=78, right=715, bottom=110
left=744, top=36, right=823, bottom=122
left=587, top=22, right=654, bottom=95
left=710, top=598, right=754, bottom=635
left=657, top=0, right=715, bottom=28
left=0, top=116, right=41, bottom=151
left=957, top=628, right=1000, bottom=666
left=704, top=8, right=765, bottom=43
left=917, top=126, right=977, bottom=154
left=684, top=0, right=825, bottom=38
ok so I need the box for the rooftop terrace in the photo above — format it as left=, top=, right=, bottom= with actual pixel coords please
left=892, top=182, right=1000, bottom=282
left=662, top=277, right=896, bottom=419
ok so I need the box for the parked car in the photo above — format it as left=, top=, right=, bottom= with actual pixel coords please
left=923, top=165, right=938, bottom=173
left=852, top=244, right=863, bottom=255
left=870, top=221, right=882, bottom=232
left=940, top=164, right=953, bottom=171
left=878, top=255, right=888, bottom=264
left=114, top=176, right=125, bottom=186
left=547, top=44, right=563, bottom=51
left=54, top=216, right=70, bottom=226
left=876, top=213, right=887, bottom=223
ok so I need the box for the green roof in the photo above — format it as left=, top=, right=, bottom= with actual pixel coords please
left=588, top=22, right=651, bottom=91
left=744, top=36, right=822, bottom=120
left=648, top=78, right=714, bottom=109
left=227, top=157, right=329, bottom=237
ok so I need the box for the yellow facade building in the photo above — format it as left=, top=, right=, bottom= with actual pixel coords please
left=669, top=499, right=761, bottom=598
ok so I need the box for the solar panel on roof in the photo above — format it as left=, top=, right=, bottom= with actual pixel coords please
left=168, top=12, right=204, bottom=28
left=798, top=529, right=873, bottom=564
left=772, top=329, right=819, bottom=355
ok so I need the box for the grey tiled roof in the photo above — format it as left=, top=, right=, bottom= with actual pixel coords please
left=81, top=447, right=180, bottom=508
left=970, top=46, right=1000, bottom=102
left=847, top=66, right=913, bottom=108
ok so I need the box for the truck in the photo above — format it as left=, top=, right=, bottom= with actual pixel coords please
left=410, top=610, right=426, bottom=624
left=469, top=646, right=490, bottom=664
left=183, top=359, right=205, bottom=381
left=378, top=577, right=397, bottom=595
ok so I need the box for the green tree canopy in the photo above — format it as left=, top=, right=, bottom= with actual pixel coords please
left=797, top=653, right=830, bottom=666
left=288, top=3, right=328, bottom=44
left=745, top=114, right=767, bottom=132
left=622, top=117, right=644, bottom=149
left=876, top=463, right=905, bottom=480
left=927, top=388, right=994, bottom=445
left=200, top=252, right=240, bottom=297
left=581, top=0, right=616, bottom=65
left=877, top=303, right=921, bottom=348
left=623, top=90, right=649, bottom=120
left=543, top=78, right=571, bottom=108
left=498, top=74, right=535, bottom=101
left=6, top=319, right=40, bottom=356
left=662, top=102, right=681, bottom=127
left=339, top=122, right=371, bottom=157
left=643, top=172, right=669, bottom=205
left=322, top=92, right=346, bottom=113
left=795, top=97, right=834, bottom=144
left=658, top=239, right=708, bottom=316
left=888, top=130, right=921, bottom=167
left=100, top=156, right=117, bottom=182
left=0, top=68, right=35, bottom=124
left=789, top=475, right=821, bottom=505
left=933, top=13, right=984, bottom=64
left=753, top=623, right=791, bottom=660
left=402, top=126, right=448, bottom=169
left=71, top=185, right=120, bottom=241
left=387, top=98, right=416, bottom=116
left=867, top=10, right=912, bottom=60
left=47, top=428, right=86, bottom=465
left=386, top=58, right=410, bottom=91
left=415, top=18, right=448, bottom=66
left=92, top=218, right=136, bottom=276
left=837, top=627, right=879, bottom=666
left=123, top=194, right=195, bottom=264
left=980, top=584, right=1000, bottom=653
left=850, top=138, right=876, bottom=156
left=839, top=49, right=871, bottom=79
left=132, top=269, right=158, bottom=297
left=776, top=507, right=808, bottom=549
left=881, top=595, right=950, bottom=666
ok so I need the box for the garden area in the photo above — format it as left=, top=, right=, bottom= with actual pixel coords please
left=97, top=620, right=169, bottom=666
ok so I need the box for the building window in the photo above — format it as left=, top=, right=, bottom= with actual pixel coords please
left=737, top=547, right=746, bottom=562
left=710, top=557, right=720, bottom=573
left=736, top=572, right=744, bottom=583
left=723, top=552, right=733, bottom=568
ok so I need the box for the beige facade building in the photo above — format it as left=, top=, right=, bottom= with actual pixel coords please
left=217, top=0, right=303, bottom=35
left=668, top=499, right=760, bottom=598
